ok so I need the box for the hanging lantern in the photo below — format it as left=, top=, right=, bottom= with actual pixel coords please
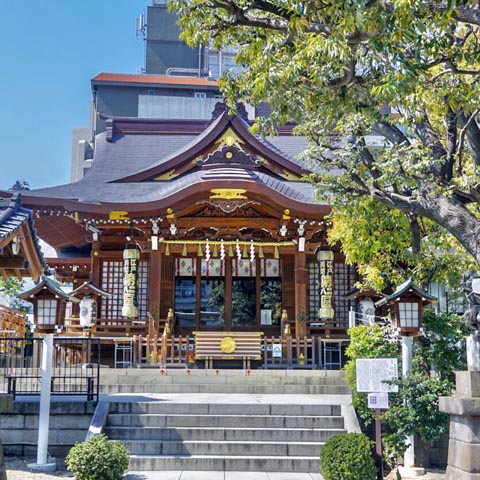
left=79, top=295, right=97, bottom=328
left=122, top=248, right=139, bottom=318
left=317, top=250, right=334, bottom=320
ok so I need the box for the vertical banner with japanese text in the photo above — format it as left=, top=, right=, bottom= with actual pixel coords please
left=318, top=250, right=334, bottom=320
left=122, top=248, right=140, bottom=318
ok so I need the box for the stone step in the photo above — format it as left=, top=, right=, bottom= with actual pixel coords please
left=99, top=373, right=347, bottom=386
left=109, top=402, right=342, bottom=416
left=104, top=426, right=345, bottom=442
left=128, top=454, right=320, bottom=472
left=122, top=440, right=324, bottom=456
left=107, top=413, right=344, bottom=429
left=100, top=383, right=350, bottom=394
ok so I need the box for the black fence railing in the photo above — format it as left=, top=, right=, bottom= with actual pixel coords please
left=0, top=336, right=101, bottom=401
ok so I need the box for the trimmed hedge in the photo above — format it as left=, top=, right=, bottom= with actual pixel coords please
left=66, top=434, right=129, bottom=480
left=319, top=432, right=377, bottom=480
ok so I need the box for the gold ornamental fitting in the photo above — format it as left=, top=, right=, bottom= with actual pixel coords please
left=220, top=336, right=236, bottom=354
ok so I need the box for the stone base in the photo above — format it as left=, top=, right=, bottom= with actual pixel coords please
left=446, top=465, right=480, bottom=480
left=398, top=466, right=425, bottom=478
left=27, top=461, right=57, bottom=472
left=439, top=371, right=480, bottom=480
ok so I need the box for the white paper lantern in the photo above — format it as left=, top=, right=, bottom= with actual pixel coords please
left=80, top=296, right=97, bottom=328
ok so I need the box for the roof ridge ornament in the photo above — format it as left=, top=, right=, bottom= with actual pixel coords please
left=210, top=102, right=249, bottom=123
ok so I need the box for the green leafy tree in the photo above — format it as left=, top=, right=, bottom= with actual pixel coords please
left=417, top=309, right=467, bottom=383
left=172, top=0, right=480, bottom=275
left=345, top=313, right=464, bottom=466
left=382, top=371, right=452, bottom=464
left=0, top=278, right=29, bottom=313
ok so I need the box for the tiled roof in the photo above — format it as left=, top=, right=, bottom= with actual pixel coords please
left=0, top=196, right=31, bottom=242
left=20, top=114, right=328, bottom=212
left=20, top=276, right=75, bottom=302
left=92, top=73, right=219, bottom=87
left=0, top=194, right=48, bottom=275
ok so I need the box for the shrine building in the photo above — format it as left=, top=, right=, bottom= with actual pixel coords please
left=2, top=105, right=357, bottom=367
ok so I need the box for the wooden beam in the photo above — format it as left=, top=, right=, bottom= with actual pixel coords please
left=0, top=257, right=26, bottom=269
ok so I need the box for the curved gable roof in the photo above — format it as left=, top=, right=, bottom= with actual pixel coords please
left=113, top=113, right=307, bottom=183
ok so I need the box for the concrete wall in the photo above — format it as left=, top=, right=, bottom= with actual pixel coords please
left=145, top=6, right=202, bottom=74
left=71, top=127, right=93, bottom=182
left=138, top=95, right=222, bottom=120
left=1, top=401, right=95, bottom=459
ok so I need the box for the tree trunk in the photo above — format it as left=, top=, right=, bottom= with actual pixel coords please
left=372, top=186, right=480, bottom=265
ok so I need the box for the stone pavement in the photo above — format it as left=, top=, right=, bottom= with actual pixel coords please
left=126, top=472, right=323, bottom=480
left=125, top=470, right=447, bottom=480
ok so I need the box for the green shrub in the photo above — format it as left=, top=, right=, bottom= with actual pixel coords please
left=319, top=432, right=377, bottom=480
left=66, top=434, right=129, bottom=480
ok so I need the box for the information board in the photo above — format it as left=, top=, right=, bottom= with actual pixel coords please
left=356, top=358, right=399, bottom=393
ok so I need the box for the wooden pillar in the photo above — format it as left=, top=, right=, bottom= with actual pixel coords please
left=91, top=241, right=102, bottom=286
left=148, top=249, right=162, bottom=330
left=294, top=250, right=308, bottom=338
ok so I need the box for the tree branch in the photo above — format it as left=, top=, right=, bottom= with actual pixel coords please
left=457, top=110, right=480, bottom=167
left=414, top=112, right=447, bottom=179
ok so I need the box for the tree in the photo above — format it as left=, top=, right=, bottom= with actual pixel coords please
left=0, top=278, right=29, bottom=313
left=172, top=0, right=480, bottom=277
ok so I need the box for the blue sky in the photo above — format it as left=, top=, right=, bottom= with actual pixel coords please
left=0, top=0, right=150, bottom=190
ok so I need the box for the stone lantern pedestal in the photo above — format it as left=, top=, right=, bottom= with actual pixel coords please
left=439, top=371, right=480, bottom=479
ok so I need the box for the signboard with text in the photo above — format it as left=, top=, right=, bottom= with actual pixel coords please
left=356, top=358, right=399, bottom=393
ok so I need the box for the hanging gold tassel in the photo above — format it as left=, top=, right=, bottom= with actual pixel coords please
left=165, top=243, right=170, bottom=256
left=258, top=245, right=264, bottom=258
left=182, top=243, right=187, bottom=257
left=242, top=245, right=248, bottom=258
left=228, top=244, right=234, bottom=257
left=197, top=244, right=203, bottom=257
left=274, top=246, right=279, bottom=259
left=213, top=243, right=218, bottom=257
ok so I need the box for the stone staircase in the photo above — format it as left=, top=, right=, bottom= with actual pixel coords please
left=105, top=401, right=345, bottom=472
left=98, top=370, right=356, bottom=473
left=98, top=369, right=351, bottom=395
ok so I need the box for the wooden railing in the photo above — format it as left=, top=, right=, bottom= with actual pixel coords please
left=262, top=335, right=316, bottom=368
left=133, top=334, right=331, bottom=369
left=64, top=317, right=148, bottom=337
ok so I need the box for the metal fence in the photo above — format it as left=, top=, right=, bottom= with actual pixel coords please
left=0, top=336, right=101, bottom=401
